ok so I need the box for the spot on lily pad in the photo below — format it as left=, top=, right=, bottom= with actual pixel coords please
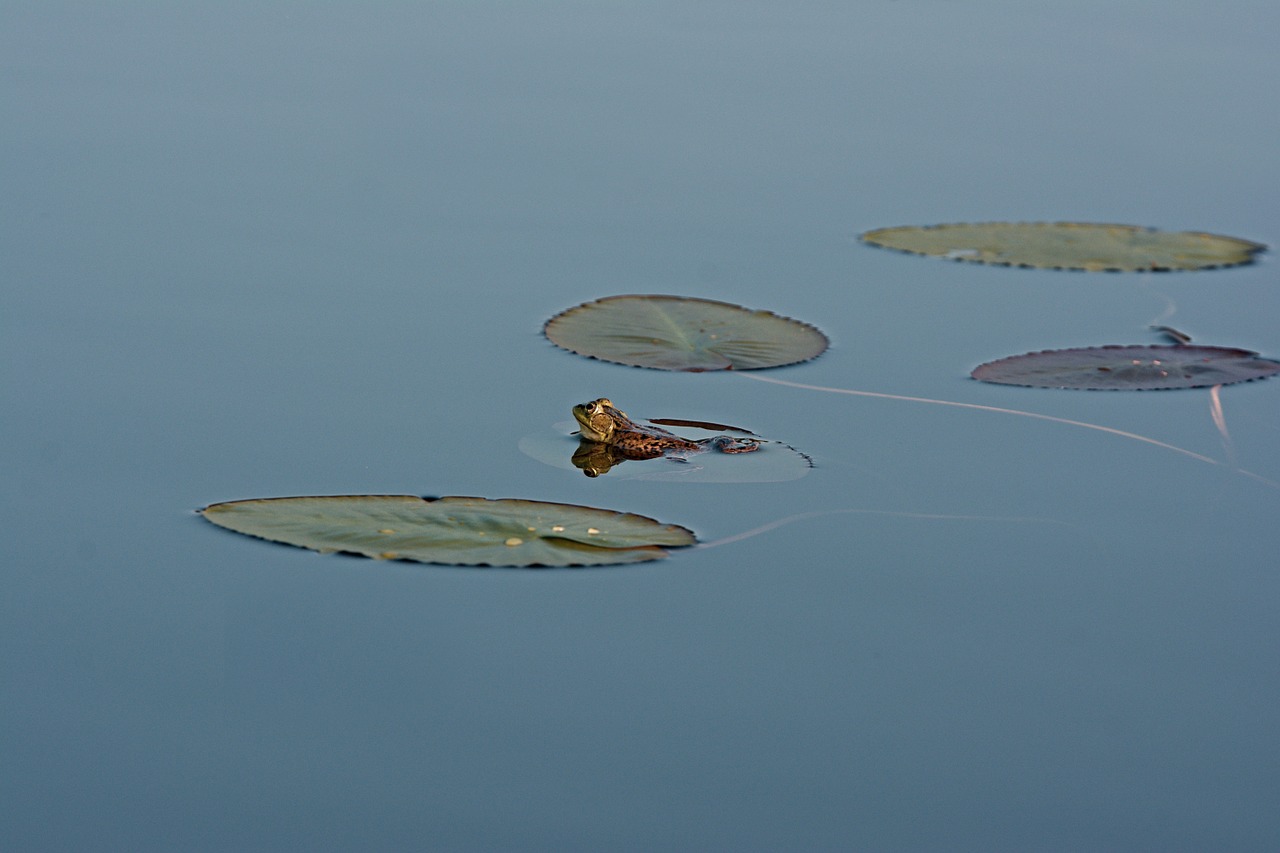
left=972, top=345, right=1280, bottom=390
left=199, top=495, right=696, bottom=567
left=861, top=222, right=1265, bottom=271
left=544, top=295, right=828, bottom=371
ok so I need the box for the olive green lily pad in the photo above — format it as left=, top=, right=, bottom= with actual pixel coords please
left=200, top=495, right=696, bottom=566
left=860, top=222, right=1266, bottom=271
left=544, top=295, right=828, bottom=371
left=972, top=345, right=1280, bottom=390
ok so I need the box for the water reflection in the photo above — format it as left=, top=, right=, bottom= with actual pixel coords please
left=571, top=437, right=638, bottom=478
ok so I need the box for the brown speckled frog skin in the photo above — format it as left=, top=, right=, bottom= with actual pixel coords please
left=571, top=398, right=760, bottom=460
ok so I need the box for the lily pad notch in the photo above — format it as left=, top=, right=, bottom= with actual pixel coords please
left=200, top=494, right=697, bottom=567
left=860, top=222, right=1266, bottom=271
left=544, top=294, right=829, bottom=371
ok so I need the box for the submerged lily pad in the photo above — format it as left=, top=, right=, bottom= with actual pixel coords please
left=861, top=222, right=1265, bottom=271
left=972, top=345, right=1280, bottom=390
left=200, top=495, right=696, bottom=566
left=544, top=295, right=828, bottom=371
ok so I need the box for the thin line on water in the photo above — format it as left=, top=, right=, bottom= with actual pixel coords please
left=1208, top=384, right=1239, bottom=469
left=737, top=372, right=1279, bottom=489
left=1142, top=282, right=1179, bottom=328
left=696, top=508, right=1076, bottom=550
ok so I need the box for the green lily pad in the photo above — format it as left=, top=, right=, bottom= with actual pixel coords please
left=860, top=222, right=1266, bottom=271
left=200, top=495, right=696, bottom=567
left=544, top=295, right=828, bottom=371
left=971, top=345, right=1280, bottom=390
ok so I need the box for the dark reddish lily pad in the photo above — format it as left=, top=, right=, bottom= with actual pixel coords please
left=972, top=345, right=1280, bottom=390
left=647, top=417, right=757, bottom=435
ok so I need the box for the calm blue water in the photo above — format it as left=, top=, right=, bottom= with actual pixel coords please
left=4, top=3, right=1279, bottom=849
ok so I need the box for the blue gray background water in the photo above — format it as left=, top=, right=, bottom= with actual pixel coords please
left=4, top=3, right=1279, bottom=849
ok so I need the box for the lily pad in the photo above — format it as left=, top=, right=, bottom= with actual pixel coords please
left=647, top=417, right=756, bottom=435
left=972, top=345, right=1280, bottom=390
left=200, top=495, right=696, bottom=566
left=860, top=222, right=1265, bottom=271
left=544, top=295, right=828, bottom=371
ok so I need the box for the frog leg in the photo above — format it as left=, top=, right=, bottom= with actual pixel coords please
left=707, top=436, right=761, bottom=454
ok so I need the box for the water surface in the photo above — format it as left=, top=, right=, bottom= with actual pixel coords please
left=4, top=3, right=1279, bottom=849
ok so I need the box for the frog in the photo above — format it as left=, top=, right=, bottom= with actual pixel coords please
left=570, top=397, right=760, bottom=476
